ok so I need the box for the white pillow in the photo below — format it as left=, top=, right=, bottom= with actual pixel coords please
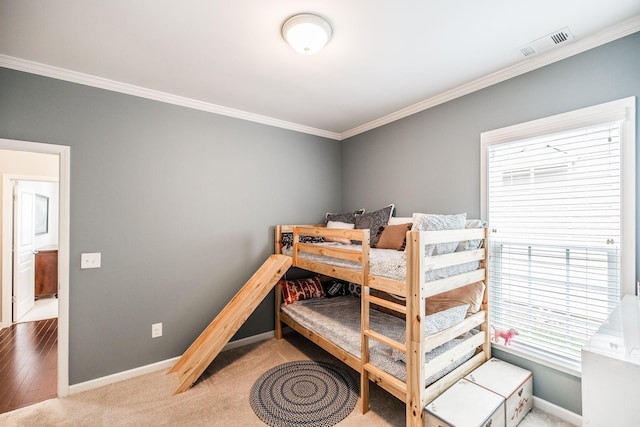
left=327, top=220, right=354, bottom=228
left=326, top=220, right=355, bottom=244
left=391, top=304, right=469, bottom=363
left=389, top=216, right=413, bottom=225
left=411, top=213, right=467, bottom=255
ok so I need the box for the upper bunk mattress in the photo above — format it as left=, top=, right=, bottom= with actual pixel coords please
left=283, top=243, right=479, bottom=282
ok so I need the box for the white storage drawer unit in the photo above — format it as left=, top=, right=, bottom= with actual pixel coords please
left=465, top=358, right=533, bottom=427
left=425, top=379, right=505, bottom=427
left=582, top=295, right=640, bottom=426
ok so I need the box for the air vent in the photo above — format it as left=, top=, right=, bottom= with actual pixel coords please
left=550, top=31, right=570, bottom=45
left=518, top=27, right=574, bottom=58
left=520, top=46, right=536, bottom=57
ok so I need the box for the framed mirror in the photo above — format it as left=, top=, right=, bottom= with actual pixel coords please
left=34, top=194, right=49, bottom=235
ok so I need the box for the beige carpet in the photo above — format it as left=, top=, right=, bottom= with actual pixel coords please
left=0, top=332, right=576, bottom=426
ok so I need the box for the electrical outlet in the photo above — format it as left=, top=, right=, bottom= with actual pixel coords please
left=152, top=323, right=162, bottom=338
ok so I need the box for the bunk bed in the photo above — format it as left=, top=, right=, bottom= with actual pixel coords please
left=274, top=215, right=491, bottom=427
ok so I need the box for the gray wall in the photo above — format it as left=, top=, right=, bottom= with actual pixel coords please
left=341, top=32, right=640, bottom=415
left=0, top=68, right=342, bottom=384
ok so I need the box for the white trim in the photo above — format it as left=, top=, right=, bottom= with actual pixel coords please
left=480, top=97, right=636, bottom=146
left=68, top=330, right=276, bottom=395
left=0, top=138, right=71, bottom=398
left=220, top=329, right=276, bottom=352
left=481, top=97, right=636, bottom=373
left=0, top=17, right=637, bottom=142
left=533, top=396, right=583, bottom=426
left=493, top=343, right=581, bottom=379
left=68, top=356, right=180, bottom=395
left=57, top=144, right=71, bottom=397
left=0, top=55, right=341, bottom=142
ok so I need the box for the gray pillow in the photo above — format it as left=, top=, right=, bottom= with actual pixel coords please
left=392, top=303, right=469, bottom=363
left=355, top=204, right=395, bottom=246
left=325, top=209, right=365, bottom=224
left=412, top=213, right=467, bottom=255
left=456, top=219, right=487, bottom=252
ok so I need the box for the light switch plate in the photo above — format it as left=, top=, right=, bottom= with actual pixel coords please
left=81, top=253, right=101, bottom=269
left=152, top=323, right=162, bottom=338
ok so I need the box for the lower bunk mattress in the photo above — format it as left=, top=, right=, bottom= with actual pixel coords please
left=281, top=295, right=476, bottom=387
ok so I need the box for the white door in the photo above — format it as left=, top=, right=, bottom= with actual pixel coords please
left=13, top=182, right=36, bottom=321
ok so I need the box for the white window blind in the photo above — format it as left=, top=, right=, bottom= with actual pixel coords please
left=482, top=98, right=635, bottom=372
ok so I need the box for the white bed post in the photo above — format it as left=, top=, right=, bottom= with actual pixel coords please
left=481, top=227, right=492, bottom=358
left=406, top=230, right=426, bottom=427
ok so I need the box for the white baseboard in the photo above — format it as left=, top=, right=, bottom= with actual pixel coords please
left=533, top=396, right=582, bottom=426
left=68, top=356, right=180, bottom=395
left=222, top=330, right=275, bottom=352
left=68, top=330, right=276, bottom=395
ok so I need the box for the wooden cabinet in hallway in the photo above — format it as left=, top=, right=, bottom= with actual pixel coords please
left=35, top=249, right=58, bottom=300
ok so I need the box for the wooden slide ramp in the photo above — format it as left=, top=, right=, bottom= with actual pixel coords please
left=169, top=254, right=292, bottom=394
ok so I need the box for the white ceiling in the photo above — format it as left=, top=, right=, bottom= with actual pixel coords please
left=1, top=1, right=639, bottom=140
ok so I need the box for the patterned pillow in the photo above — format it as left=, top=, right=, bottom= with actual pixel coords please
left=280, top=233, right=324, bottom=249
left=411, top=213, right=467, bottom=256
left=281, top=277, right=325, bottom=305
left=392, top=304, right=469, bottom=363
left=325, top=209, right=365, bottom=224
left=321, top=279, right=350, bottom=298
left=348, top=283, right=362, bottom=297
left=301, top=235, right=325, bottom=243
left=355, top=204, right=395, bottom=246
left=281, top=232, right=294, bottom=249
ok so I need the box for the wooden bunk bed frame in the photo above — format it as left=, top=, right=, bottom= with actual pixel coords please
left=274, top=224, right=491, bottom=427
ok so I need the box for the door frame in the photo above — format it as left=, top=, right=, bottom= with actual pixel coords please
left=0, top=138, right=70, bottom=397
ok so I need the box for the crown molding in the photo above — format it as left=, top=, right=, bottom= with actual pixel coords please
left=0, top=55, right=342, bottom=141
left=1, top=15, right=638, bottom=142
left=339, top=15, right=640, bottom=140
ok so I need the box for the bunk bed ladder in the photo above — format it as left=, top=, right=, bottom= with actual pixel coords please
left=361, top=294, right=408, bottom=401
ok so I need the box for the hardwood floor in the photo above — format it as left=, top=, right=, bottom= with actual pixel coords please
left=0, top=318, right=57, bottom=414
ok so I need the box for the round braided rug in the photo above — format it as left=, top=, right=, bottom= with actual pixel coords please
left=249, top=360, right=359, bottom=427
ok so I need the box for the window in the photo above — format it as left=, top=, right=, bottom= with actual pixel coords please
left=481, top=97, right=635, bottom=374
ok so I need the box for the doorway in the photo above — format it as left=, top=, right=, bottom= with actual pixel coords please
left=0, top=139, right=70, bottom=403
left=12, top=179, right=60, bottom=324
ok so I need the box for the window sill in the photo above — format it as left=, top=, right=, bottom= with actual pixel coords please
left=491, top=342, right=582, bottom=379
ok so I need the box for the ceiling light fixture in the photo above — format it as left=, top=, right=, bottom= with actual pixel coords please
left=282, top=13, right=332, bottom=55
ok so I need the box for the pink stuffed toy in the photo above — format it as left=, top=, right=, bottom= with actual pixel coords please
left=491, top=326, right=518, bottom=345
